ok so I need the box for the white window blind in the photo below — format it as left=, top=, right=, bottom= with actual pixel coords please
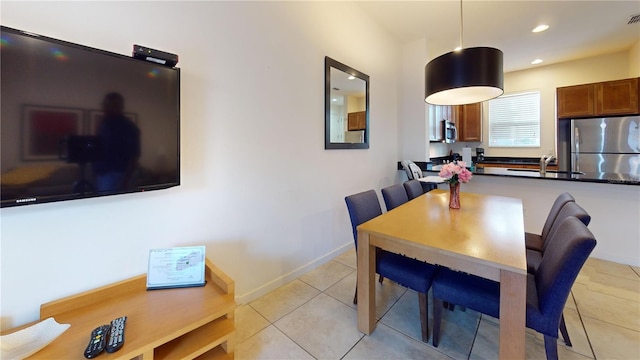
left=488, top=91, right=540, bottom=147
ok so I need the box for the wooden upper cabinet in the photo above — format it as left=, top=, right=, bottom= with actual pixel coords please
left=557, top=84, right=595, bottom=118
left=347, top=111, right=366, bottom=130
left=455, top=102, right=482, bottom=142
left=596, top=78, right=639, bottom=116
left=557, top=78, right=639, bottom=118
left=461, top=102, right=482, bottom=142
left=428, top=103, right=481, bottom=142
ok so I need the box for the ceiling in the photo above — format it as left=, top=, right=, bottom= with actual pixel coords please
left=356, top=0, right=640, bottom=73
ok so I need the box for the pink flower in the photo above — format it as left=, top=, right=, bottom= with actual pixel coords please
left=438, top=161, right=473, bottom=184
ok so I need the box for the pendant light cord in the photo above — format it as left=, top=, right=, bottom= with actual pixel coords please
left=459, top=0, right=464, bottom=49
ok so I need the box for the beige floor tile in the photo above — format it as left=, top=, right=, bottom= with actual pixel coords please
left=235, top=325, right=313, bottom=360
left=299, top=259, right=354, bottom=291
left=274, top=293, right=363, bottom=359
left=323, top=270, right=359, bottom=306
left=379, top=290, right=428, bottom=343
left=343, top=322, right=452, bottom=359
left=572, top=282, right=640, bottom=331
left=235, top=304, right=270, bottom=343
left=581, top=258, right=640, bottom=282
left=582, top=316, right=640, bottom=360
left=249, top=279, right=320, bottom=322
left=524, top=308, right=594, bottom=358
left=429, top=303, right=482, bottom=360
left=324, top=271, right=407, bottom=320
left=334, top=247, right=357, bottom=269
left=470, top=316, right=592, bottom=360
left=559, top=308, right=594, bottom=358
left=240, top=250, right=638, bottom=359
left=565, top=292, right=577, bottom=311
left=576, top=262, right=640, bottom=302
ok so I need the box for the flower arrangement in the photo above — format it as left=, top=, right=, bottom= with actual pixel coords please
left=438, top=161, right=473, bottom=185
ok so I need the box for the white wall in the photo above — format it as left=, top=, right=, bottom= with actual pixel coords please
left=0, top=1, right=400, bottom=329
left=398, top=39, right=429, bottom=162
left=629, top=41, right=640, bottom=76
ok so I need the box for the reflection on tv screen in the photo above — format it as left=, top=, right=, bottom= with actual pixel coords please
left=1, top=26, right=180, bottom=207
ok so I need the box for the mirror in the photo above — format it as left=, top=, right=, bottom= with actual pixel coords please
left=325, top=57, right=369, bottom=149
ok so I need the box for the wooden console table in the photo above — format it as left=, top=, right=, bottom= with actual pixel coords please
left=5, top=258, right=236, bottom=359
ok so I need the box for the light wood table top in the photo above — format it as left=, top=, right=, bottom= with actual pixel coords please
left=358, top=189, right=526, bottom=279
left=356, top=189, right=527, bottom=359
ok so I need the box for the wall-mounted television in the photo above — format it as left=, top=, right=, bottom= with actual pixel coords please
left=1, top=26, right=180, bottom=208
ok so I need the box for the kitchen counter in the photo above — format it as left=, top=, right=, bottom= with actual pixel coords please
left=426, top=164, right=640, bottom=186
left=476, top=156, right=556, bottom=167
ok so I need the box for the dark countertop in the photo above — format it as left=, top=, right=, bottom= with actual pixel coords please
left=425, top=165, right=640, bottom=186
left=476, top=156, right=557, bottom=166
left=396, top=156, right=557, bottom=169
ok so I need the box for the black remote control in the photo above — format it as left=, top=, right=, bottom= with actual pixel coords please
left=105, top=315, right=127, bottom=353
left=84, top=324, right=111, bottom=358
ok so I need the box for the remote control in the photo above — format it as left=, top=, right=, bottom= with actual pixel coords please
left=105, top=315, right=127, bottom=353
left=84, top=324, right=111, bottom=358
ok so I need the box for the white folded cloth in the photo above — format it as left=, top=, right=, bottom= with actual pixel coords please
left=0, top=317, right=70, bottom=360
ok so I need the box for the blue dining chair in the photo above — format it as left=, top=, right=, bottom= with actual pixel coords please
left=403, top=179, right=424, bottom=200
left=381, top=183, right=409, bottom=211
left=345, top=189, right=437, bottom=342
left=431, top=216, right=597, bottom=360
left=527, top=201, right=591, bottom=274
left=526, top=192, right=575, bottom=252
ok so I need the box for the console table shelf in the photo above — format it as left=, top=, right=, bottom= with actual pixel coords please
left=12, top=258, right=236, bottom=359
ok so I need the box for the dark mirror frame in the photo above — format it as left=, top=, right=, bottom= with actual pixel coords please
left=325, top=57, right=370, bottom=149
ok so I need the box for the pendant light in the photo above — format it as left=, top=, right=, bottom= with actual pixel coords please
left=425, top=0, right=504, bottom=105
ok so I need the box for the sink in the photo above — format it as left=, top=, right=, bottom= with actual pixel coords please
left=506, top=168, right=585, bottom=175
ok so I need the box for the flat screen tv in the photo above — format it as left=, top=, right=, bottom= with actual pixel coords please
left=1, top=26, right=180, bottom=208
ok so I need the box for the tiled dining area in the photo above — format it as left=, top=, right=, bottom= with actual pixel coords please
left=234, top=248, right=640, bottom=359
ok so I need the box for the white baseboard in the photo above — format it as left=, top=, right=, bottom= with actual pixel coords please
left=235, top=242, right=353, bottom=304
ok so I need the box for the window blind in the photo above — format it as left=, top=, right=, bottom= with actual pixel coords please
left=488, top=91, right=540, bottom=147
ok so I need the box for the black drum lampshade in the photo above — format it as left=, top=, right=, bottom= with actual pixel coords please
left=425, top=47, right=504, bottom=105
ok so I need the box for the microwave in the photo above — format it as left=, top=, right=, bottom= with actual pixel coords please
left=441, top=121, right=457, bottom=143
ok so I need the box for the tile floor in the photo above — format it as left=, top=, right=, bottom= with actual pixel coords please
left=234, top=249, right=640, bottom=359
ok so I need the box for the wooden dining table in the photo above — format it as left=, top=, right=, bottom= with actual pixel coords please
left=356, top=189, right=527, bottom=359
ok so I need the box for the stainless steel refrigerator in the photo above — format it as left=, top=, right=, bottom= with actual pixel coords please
left=571, top=116, right=640, bottom=176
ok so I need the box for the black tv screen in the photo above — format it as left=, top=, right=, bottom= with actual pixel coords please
left=1, top=26, right=180, bottom=208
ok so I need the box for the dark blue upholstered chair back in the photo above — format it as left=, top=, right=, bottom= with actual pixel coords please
left=344, top=190, right=382, bottom=250
left=535, top=217, right=596, bottom=326
left=540, top=192, right=575, bottom=241
left=432, top=216, right=596, bottom=359
left=527, top=200, right=591, bottom=274
left=344, top=189, right=437, bottom=342
left=403, top=180, right=424, bottom=200
left=526, top=192, right=575, bottom=252
left=541, top=201, right=591, bottom=253
left=381, top=183, right=409, bottom=211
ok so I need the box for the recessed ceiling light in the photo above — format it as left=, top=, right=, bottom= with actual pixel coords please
left=531, top=59, right=543, bottom=65
left=532, top=24, right=549, bottom=33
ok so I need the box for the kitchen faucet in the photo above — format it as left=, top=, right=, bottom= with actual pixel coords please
left=539, top=154, right=556, bottom=175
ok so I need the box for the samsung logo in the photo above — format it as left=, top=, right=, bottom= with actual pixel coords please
left=145, top=56, right=167, bottom=65
left=16, top=198, right=37, bottom=203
